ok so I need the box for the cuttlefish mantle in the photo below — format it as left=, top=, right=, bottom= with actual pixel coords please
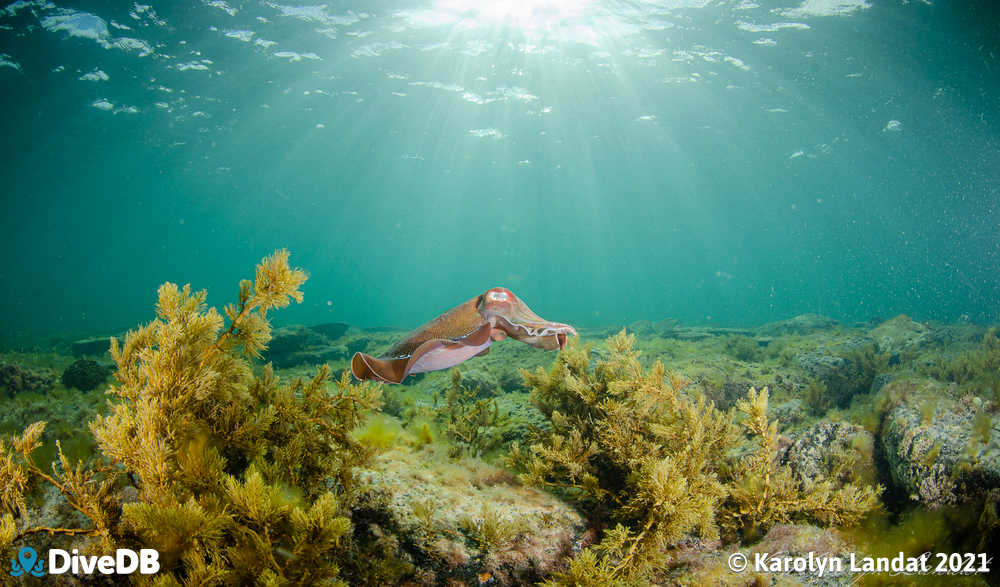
left=351, top=287, right=578, bottom=384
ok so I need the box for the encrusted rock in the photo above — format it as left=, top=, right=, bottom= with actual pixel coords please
left=309, top=321, right=352, bottom=340
left=60, top=359, right=110, bottom=391
left=670, top=523, right=855, bottom=586
left=880, top=378, right=1000, bottom=508
left=0, top=362, right=56, bottom=397
left=71, top=336, right=116, bottom=357
left=627, top=319, right=657, bottom=336
left=869, top=315, right=929, bottom=354
left=359, top=446, right=584, bottom=585
left=263, top=325, right=351, bottom=368
left=758, top=314, right=839, bottom=336
left=770, top=399, right=807, bottom=429
left=795, top=337, right=883, bottom=407
left=458, top=368, right=502, bottom=398
left=784, top=420, right=876, bottom=486
left=495, top=394, right=550, bottom=444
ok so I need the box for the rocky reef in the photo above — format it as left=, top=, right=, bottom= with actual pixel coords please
left=1, top=259, right=998, bottom=585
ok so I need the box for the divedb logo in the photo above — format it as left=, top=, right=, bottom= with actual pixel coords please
left=9, top=546, right=160, bottom=577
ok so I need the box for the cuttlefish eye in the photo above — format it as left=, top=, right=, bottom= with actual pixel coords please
left=488, top=290, right=509, bottom=302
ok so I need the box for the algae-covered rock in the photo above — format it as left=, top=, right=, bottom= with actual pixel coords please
left=70, top=336, right=116, bottom=357
left=784, top=421, right=877, bottom=487
left=628, top=318, right=681, bottom=337
left=880, top=378, right=1000, bottom=508
left=456, top=368, right=502, bottom=398
left=869, top=315, right=929, bottom=354
left=359, top=445, right=584, bottom=585
left=60, top=358, right=109, bottom=391
left=769, top=399, right=807, bottom=429
left=347, top=335, right=380, bottom=355
left=0, top=362, right=55, bottom=397
left=310, top=321, right=352, bottom=340
left=494, top=393, right=550, bottom=445
left=670, top=523, right=856, bottom=586
left=796, top=338, right=889, bottom=408
left=261, top=324, right=355, bottom=368
left=758, top=314, right=839, bottom=336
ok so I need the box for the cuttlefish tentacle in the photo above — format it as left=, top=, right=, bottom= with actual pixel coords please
left=351, top=287, right=577, bottom=384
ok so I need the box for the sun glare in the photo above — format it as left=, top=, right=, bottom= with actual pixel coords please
left=426, top=0, right=620, bottom=43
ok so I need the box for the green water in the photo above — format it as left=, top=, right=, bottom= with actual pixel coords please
left=1, top=0, right=997, bottom=342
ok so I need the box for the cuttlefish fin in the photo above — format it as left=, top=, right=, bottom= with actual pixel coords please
left=352, top=322, right=493, bottom=384
left=351, top=352, right=409, bottom=384
left=474, top=347, right=490, bottom=357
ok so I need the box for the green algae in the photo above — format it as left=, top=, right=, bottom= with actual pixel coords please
left=921, top=329, right=1000, bottom=402
left=844, top=505, right=990, bottom=586
left=354, top=413, right=405, bottom=454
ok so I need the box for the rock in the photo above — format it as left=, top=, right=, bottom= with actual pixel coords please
left=347, top=336, right=377, bottom=356
left=784, top=421, right=876, bottom=485
left=654, top=317, right=681, bottom=335
left=869, top=315, right=929, bottom=354
left=796, top=350, right=848, bottom=381
left=870, top=373, right=892, bottom=395
left=671, top=523, right=855, bottom=586
left=671, top=326, right=754, bottom=341
left=288, top=345, right=350, bottom=367
left=495, top=368, right=524, bottom=393
left=795, top=337, right=883, bottom=407
left=880, top=378, right=1000, bottom=508
left=71, top=336, right=115, bottom=357
left=263, top=325, right=351, bottom=368
left=770, top=399, right=807, bottom=429
left=495, top=394, right=549, bottom=445
left=758, top=314, right=839, bottom=336
left=627, top=320, right=656, bottom=336
left=363, top=326, right=398, bottom=333
left=266, top=325, right=326, bottom=356
left=923, top=323, right=988, bottom=347
left=458, top=368, right=502, bottom=398
left=310, top=322, right=352, bottom=340
left=358, top=446, right=583, bottom=585
left=0, top=362, right=56, bottom=397
left=60, top=359, right=110, bottom=391
left=627, top=318, right=680, bottom=337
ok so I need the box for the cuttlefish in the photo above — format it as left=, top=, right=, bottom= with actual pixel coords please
left=351, top=287, right=577, bottom=384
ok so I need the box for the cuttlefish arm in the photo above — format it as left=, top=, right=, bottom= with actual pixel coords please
left=351, top=287, right=577, bottom=384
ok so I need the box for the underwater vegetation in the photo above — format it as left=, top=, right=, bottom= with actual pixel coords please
left=811, top=342, right=892, bottom=411
left=920, top=328, right=1000, bottom=402
left=721, top=334, right=763, bottom=363
left=435, top=369, right=509, bottom=459
left=0, top=250, right=388, bottom=585
left=508, top=330, right=882, bottom=583
left=1, top=256, right=996, bottom=584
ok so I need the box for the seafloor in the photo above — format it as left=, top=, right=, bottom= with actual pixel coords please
left=2, top=312, right=998, bottom=586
